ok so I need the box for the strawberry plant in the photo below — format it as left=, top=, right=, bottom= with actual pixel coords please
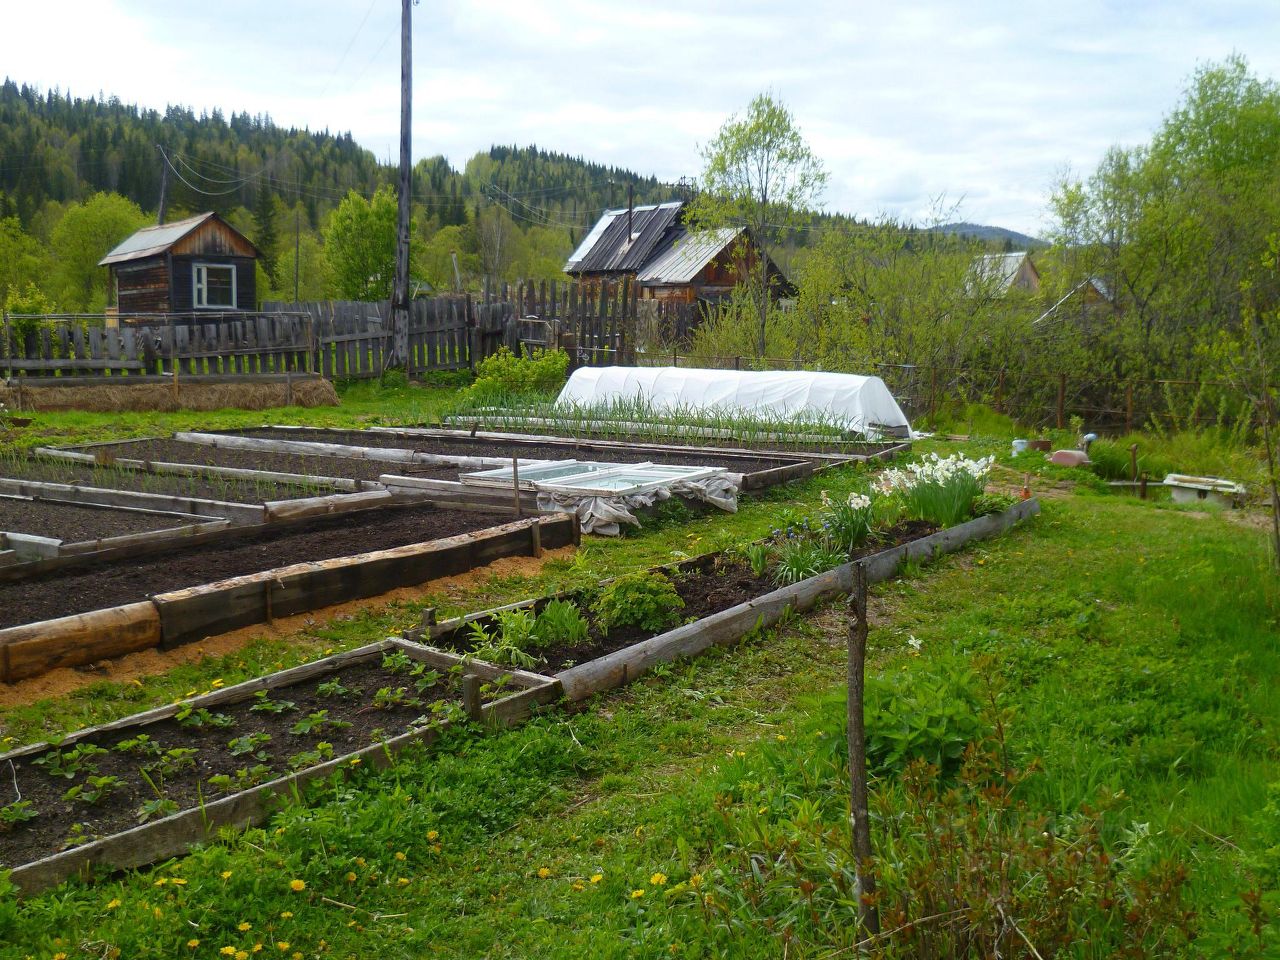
left=0, top=800, right=36, bottom=831
left=32, top=743, right=107, bottom=780
left=228, top=732, right=272, bottom=758
left=250, top=691, right=296, bottom=714
left=63, top=775, right=123, bottom=806
left=290, top=710, right=350, bottom=735
left=175, top=705, right=235, bottom=729
left=592, top=572, right=684, bottom=634
left=136, top=798, right=179, bottom=823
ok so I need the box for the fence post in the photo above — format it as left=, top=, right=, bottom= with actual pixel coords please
left=1056, top=372, right=1066, bottom=429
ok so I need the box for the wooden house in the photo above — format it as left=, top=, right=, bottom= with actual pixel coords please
left=565, top=202, right=792, bottom=305
left=971, top=251, right=1041, bottom=296
left=98, top=212, right=260, bottom=317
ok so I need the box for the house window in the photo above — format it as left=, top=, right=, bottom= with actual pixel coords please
left=193, top=263, right=236, bottom=308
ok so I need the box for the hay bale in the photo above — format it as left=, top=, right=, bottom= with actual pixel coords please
left=0, top=378, right=339, bottom=413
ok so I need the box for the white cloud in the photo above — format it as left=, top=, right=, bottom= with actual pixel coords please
left=2, top=0, right=1279, bottom=234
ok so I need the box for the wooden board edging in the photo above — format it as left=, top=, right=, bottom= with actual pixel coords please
left=0, top=478, right=262, bottom=524
left=554, top=499, right=1040, bottom=701
left=0, top=602, right=162, bottom=684
left=4, top=638, right=558, bottom=896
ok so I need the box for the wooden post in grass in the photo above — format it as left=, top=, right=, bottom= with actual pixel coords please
left=511, top=456, right=522, bottom=517
left=846, top=561, right=879, bottom=939
left=462, top=673, right=483, bottom=722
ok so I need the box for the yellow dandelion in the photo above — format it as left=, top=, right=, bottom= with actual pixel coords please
left=650, top=872, right=668, bottom=886
left=172, top=877, right=188, bottom=885
left=355, top=857, right=366, bottom=867
left=590, top=873, right=604, bottom=884
left=349, top=757, right=362, bottom=766
left=220, top=948, right=237, bottom=957
left=237, top=922, right=252, bottom=932
left=276, top=943, right=290, bottom=952
left=252, top=945, right=263, bottom=954
left=431, top=843, right=442, bottom=853
left=537, top=867, right=551, bottom=879
left=425, top=830, right=439, bottom=842
left=275, top=828, right=286, bottom=836
left=187, top=939, right=201, bottom=948
left=775, top=734, right=787, bottom=742
left=289, top=878, right=306, bottom=892
left=631, top=888, right=646, bottom=899
left=106, top=898, right=122, bottom=909
left=345, top=872, right=357, bottom=883
left=279, top=911, right=293, bottom=919
left=154, top=878, right=169, bottom=886
left=220, top=870, right=233, bottom=880
left=571, top=881, right=585, bottom=891
left=690, top=873, right=703, bottom=889
left=153, top=907, right=164, bottom=919
left=52, top=954, right=68, bottom=960
left=235, top=952, right=249, bottom=960
left=184, top=689, right=197, bottom=697
left=394, top=851, right=406, bottom=861
left=292, top=955, right=304, bottom=960
left=396, top=877, right=409, bottom=886
left=211, top=679, right=224, bottom=688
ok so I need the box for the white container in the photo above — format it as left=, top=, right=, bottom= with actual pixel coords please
left=1163, top=473, right=1245, bottom=507
left=1011, top=439, right=1029, bottom=455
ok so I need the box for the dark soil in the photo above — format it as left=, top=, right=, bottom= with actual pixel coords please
left=0, top=504, right=506, bottom=629
left=234, top=427, right=801, bottom=475
left=0, top=454, right=330, bottom=504
left=434, top=520, right=937, bottom=673
left=0, top=496, right=197, bottom=542
left=91, top=439, right=398, bottom=484
left=0, top=651, right=503, bottom=870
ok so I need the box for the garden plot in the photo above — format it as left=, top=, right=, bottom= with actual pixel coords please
left=0, top=495, right=226, bottom=563
left=0, top=638, right=559, bottom=894
left=0, top=506, right=576, bottom=684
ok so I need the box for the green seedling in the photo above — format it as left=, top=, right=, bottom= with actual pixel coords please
left=114, top=734, right=164, bottom=758
left=136, top=798, right=180, bottom=823
left=64, top=775, right=123, bottom=805
left=250, top=691, right=296, bottom=714
left=290, top=710, right=350, bottom=735
left=32, top=743, right=108, bottom=780
left=175, top=705, right=235, bottom=729
left=228, top=732, right=272, bottom=758
left=0, top=800, right=37, bottom=830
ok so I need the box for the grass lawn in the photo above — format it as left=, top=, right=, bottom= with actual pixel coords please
left=1, top=383, right=1277, bottom=957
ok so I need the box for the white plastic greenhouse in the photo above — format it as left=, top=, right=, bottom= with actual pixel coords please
left=556, top=367, right=911, bottom=438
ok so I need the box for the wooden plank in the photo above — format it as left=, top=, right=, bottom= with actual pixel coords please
left=35, top=447, right=364, bottom=492
left=262, top=489, right=402, bottom=523
left=0, top=478, right=262, bottom=524
left=0, top=602, right=162, bottom=683
left=58, top=520, right=229, bottom=557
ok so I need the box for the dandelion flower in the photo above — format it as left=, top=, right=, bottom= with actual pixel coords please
left=237, top=922, right=252, bottom=932
left=690, top=874, right=703, bottom=889
left=775, top=734, right=787, bottom=742
left=650, top=872, right=667, bottom=886
left=211, top=679, right=225, bottom=688
left=631, top=889, right=646, bottom=899
left=349, top=757, right=362, bottom=766
left=394, top=851, right=406, bottom=861
left=253, top=945, right=263, bottom=954
left=571, top=881, right=585, bottom=891
left=188, top=940, right=201, bottom=949
left=590, top=873, right=604, bottom=884
left=346, top=872, right=357, bottom=883
left=289, top=879, right=306, bottom=892
left=276, top=944, right=290, bottom=952
left=220, top=948, right=237, bottom=957
left=154, top=878, right=169, bottom=886
left=279, top=911, right=293, bottom=919
left=537, top=867, right=552, bottom=879
left=172, top=877, right=188, bottom=885
left=397, top=877, right=409, bottom=886
left=236, top=952, right=249, bottom=960
left=425, top=830, right=439, bottom=842
left=220, top=870, right=233, bottom=880
left=106, top=898, right=121, bottom=909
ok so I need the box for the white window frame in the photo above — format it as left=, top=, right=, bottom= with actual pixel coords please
left=192, top=262, right=237, bottom=309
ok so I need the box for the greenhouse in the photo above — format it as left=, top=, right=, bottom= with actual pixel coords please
left=556, top=366, right=912, bottom=439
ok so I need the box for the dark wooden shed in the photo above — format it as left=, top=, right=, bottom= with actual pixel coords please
left=98, top=212, right=260, bottom=316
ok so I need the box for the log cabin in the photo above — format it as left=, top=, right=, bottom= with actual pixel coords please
left=98, top=212, right=260, bottom=318
left=564, top=201, right=792, bottom=306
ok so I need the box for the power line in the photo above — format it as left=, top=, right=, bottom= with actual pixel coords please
left=317, top=0, right=380, bottom=99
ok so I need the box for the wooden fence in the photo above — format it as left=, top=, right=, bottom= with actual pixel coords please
left=2, top=283, right=703, bottom=385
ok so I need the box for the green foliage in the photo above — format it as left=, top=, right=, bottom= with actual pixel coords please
left=864, top=657, right=985, bottom=776
left=174, top=705, right=235, bottom=729
left=771, top=538, right=846, bottom=585
left=531, top=599, right=590, bottom=648
left=592, top=572, right=684, bottom=635
left=249, top=691, right=296, bottom=714
left=63, top=775, right=123, bottom=806
left=0, top=800, right=37, bottom=830
left=49, top=192, right=147, bottom=311
left=228, top=733, right=272, bottom=758
left=324, top=186, right=398, bottom=301
left=31, top=742, right=107, bottom=779
left=464, top=346, right=569, bottom=401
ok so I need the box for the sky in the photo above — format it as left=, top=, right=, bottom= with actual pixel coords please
left=4, top=0, right=1279, bottom=236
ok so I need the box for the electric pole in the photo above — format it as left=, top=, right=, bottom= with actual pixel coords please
left=389, top=0, right=415, bottom=370
left=155, top=145, right=169, bottom=225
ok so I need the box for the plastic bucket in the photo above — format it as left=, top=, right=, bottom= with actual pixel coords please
left=1011, top=439, right=1029, bottom=455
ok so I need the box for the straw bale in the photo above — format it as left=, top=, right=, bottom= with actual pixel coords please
left=0, top=379, right=339, bottom=413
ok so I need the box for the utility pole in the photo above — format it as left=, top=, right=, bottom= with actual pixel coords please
left=155, top=145, right=169, bottom=225
left=293, top=208, right=300, bottom=302
left=389, top=0, right=415, bottom=370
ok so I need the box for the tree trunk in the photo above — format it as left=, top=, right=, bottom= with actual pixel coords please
left=847, top=563, right=879, bottom=939
left=757, top=248, right=769, bottom=358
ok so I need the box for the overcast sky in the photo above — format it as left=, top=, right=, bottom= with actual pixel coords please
left=5, top=1, right=1279, bottom=235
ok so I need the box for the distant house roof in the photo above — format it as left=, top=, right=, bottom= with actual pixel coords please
left=636, top=227, right=744, bottom=284
left=98, top=212, right=259, bottom=266
left=565, top=201, right=683, bottom=274
left=971, top=251, right=1040, bottom=294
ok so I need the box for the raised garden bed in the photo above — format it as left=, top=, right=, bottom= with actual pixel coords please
left=0, top=451, right=334, bottom=504
left=0, top=638, right=559, bottom=895
left=0, top=495, right=212, bottom=542
left=412, top=500, right=1040, bottom=702
left=0, top=509, right=576, bottom=683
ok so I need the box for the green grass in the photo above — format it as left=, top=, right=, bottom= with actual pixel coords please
left=1, top=401, right=1277, bottom=957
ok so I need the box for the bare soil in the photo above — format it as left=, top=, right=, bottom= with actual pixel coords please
left=0, top=653, right=490, bottom=870
left=0, top=505, right=507, bottom=629
left=0, top=496, right=197, bottom=542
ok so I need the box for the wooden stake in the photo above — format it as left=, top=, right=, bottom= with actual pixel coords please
left=531, top=518, right=542, bottom=558
left=846, top=562, right=879, bottom=939
left=461, top=673, right=483, bottom=722
left=511, top=456, right=522, bottom=517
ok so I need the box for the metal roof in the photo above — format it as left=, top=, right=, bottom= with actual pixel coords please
left=636, top=227, right=743, bottom=284
left=98, top=212, right=218, bottom=266
left=564, top=201, right=683, bottom=274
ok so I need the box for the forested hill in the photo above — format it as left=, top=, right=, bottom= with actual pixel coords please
left=0, top=80, right=671, bottom=236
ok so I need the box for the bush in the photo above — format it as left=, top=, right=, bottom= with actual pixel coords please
left=592, top=572, right=684, bottom=635
left=465, top=346, right=569, bottom=402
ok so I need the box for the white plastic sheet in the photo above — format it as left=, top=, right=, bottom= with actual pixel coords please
left=535, top=472, right=741, bottom=536
left=556, top=367, right=911, bottom=438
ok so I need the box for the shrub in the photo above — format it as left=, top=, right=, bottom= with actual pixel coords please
left=592, top=572, right=684, bottom=635
left=531, top=599, right=590, bottom=648
left=465, top=346, right=569, bottom=401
